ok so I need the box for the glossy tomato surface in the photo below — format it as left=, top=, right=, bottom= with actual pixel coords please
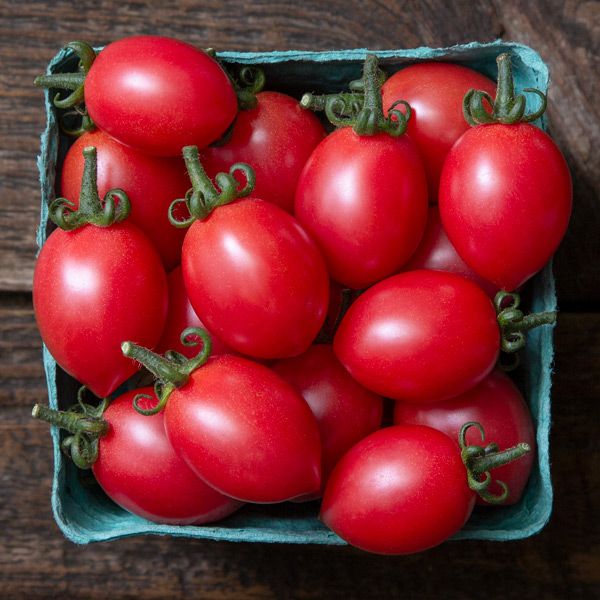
left=334, top=270, right=500, bottom=403
left=273, top=344, right=383, bottom=489
left=321, top=425, right=475, bottom=554
left=439, top=123, right=572, bottom=291
left=93, top=388, right=242, bottom=524
left=33, top=223, right=168, bottom=398
left=182, top=198, right=329, bottom=359
left=202, top=91, right=325, bottom=213
left=61, top=130, right=191, bottom=269
left=394, top=369, right=535, bottom=505
left=85, top=36, right=237, bottom=155
left=156, top=266, right=232, bottom=359
left=402, top=206, right=498, bottom=298
left=295, top=128, right=428, bottom=289
left=381, top=62, right=496, bottom=200
left=164, top=355, right=321, bottom=503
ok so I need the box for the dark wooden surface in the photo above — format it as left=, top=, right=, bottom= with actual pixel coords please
left=1, top=1, right=598, bottom=598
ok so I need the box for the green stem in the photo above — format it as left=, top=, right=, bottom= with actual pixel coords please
left=49, top=146, right=130, bottom=230
left=32, top=404, right=108, bottom=436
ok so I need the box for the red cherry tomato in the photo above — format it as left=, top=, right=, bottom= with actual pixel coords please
left=439, top=123, right=572, bottom=290
left=382, top=62, right=496, bottom=200
left=295, top=128, right=428, bottom=289
left=202, top=91, right=325, bottom=213
left=85, top=36, right=237, bottom=155
left=93, top=388, right=242, bottom=524
left=321, top=425, right=475, bottom=554
left=273, top=344, right=383, bottom=491
left=163, top=354, right=321, bottom=503
left=182, top=199, right=329, bottom=359
left=394, top=369, right=535, bottom=505
left=60, top=130, right=191, bottom=270
left=156, top=266, right=232, bottom=359
left=403, top=206, right=498, bottom=298
left=33, top=223, right=168, bottom=398
left=334, top=270, right=499, bottom=403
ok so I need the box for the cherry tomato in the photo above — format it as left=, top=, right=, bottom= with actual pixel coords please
left=402, top=206, right=498, bottom=298
left=182, top=198, right=329, bottom=359
left=321, top=425, right=476, bottom=554
left=162, top=354, right=322, bottom=503
left=295, top=128, right=428, bottom=289
left=333, top=270, right=499, bottom=403
left=84, top=36, right=237, bottom=155
left=33, top=222, right=168, bottom=398
left=439, top=122, right=572, bottom=290
left=92, top=388, right=243, bottom=524
left=156, top=266, right=232, bottom=359
left=382, top=62, right=496, bottom=200
left=60, top=130, right=191, bottom=270
left=202, top=91, right=325, bottom=213
left=273, top=344, right=383, bottom=492
left=394, top=369, right=535, bottom=505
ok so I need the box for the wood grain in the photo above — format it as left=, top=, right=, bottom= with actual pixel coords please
left=0, top=0, right=598, bottom=304
left=0, top=301, right=598, bottom=599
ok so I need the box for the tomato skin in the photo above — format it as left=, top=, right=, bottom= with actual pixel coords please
left=273, top=344, right=383, bottom=491
left=85, top=36, right=237, bottom=156
left=93, top=388, right=242, bottom=525
left=402, top=206, right=498, bottom=298
left=202, top=91, right=325, bottom=213
left=439, top=123, right=572, bottom=291
left=181, top=198, right=329, bottom=359
left=294, top=128, right=428, bottom=289
left=33, top=223, right=168, bottom=398
left=393, top=369, right=535, bottom=505
left=60, top=130, right=191, bottom=270
left=333, top=270, right=500, bottom=403
left=164, top=354, right=322, bottom=503
left=381, top=62, right=496, bottom=200
left=321, top=425, right=475, bottom=554
left=156, top=266, right=232, bottom=359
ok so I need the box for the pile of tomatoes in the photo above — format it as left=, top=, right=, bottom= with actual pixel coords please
left=32, top=36, right=571, bottom=555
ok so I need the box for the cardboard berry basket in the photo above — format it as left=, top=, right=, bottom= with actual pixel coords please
left=36, top=39, right=555, bottom=545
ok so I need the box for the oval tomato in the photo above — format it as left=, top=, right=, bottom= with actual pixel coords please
left=321, top=425, right=475, bottom=554
left=156, top=266, right=232, bottom=359
left=333, top=270, right=499, bottom=403
left=182, top=198, right=329, bottom=359
left=273, top=344, right=383, bottom=491
left=202, top=91, right=325, bottom=213
left=92, top=388, right=242, bottom=524
left=295, top=128, right=428, bottom=289
left=60, top=130, right=191, bottom=269
left=162, top=354, right=322, bottom=503
left=33, top=222, right=168, bottom=398
left=84, top=36, right=237, bottom=155
left=394, top=369, right=535, bottom=505
left=382, top=62, right=496, bottom=200
left=402, top=205, right=498, bottom=298
left=439, top=122, right=572, bottom=290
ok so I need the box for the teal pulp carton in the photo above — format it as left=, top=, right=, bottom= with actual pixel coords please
left=37, top=40, right=554, bottom=545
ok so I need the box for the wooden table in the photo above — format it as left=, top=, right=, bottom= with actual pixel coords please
left=1, top=1, right=598, bottom=597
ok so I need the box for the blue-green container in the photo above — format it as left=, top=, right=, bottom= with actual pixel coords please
left=37, top=40, right=554, bottom=545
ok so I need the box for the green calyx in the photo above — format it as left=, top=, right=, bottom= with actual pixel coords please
left=168, top=145, right=255, bottom=228
left=31, top=387, right=109, bottom=469
left=49, top=146, right=130, bottom=230
left=459, top=422, right=530, bottom=504
left=300, top=54, right=409, bottom=137
left=495, top=291, right=557, bottom=354
left=463, top=52, right=547, bottom=126
left=121, top=327, right=212, bottom=416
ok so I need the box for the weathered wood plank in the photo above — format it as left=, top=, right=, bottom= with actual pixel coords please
left=0, top=299, right=597, bottom=598
left=0, top=1, right=597, bottom=304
